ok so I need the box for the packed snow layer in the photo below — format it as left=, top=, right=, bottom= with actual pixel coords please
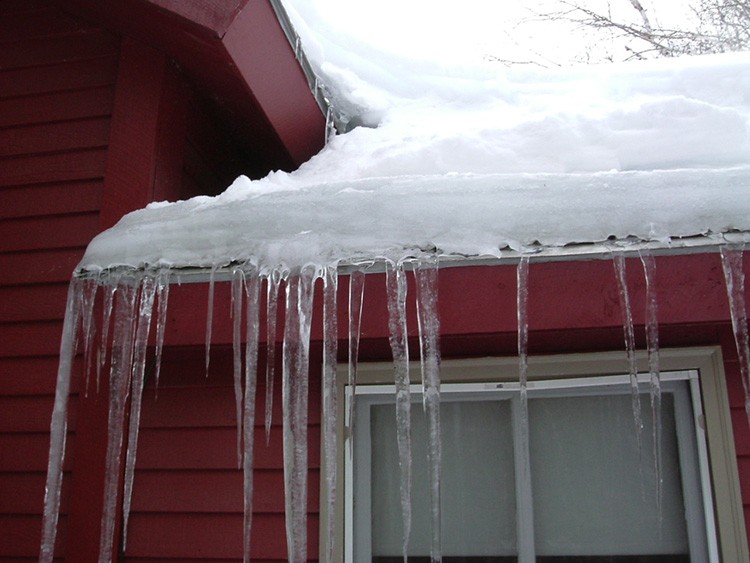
left=79, top=52, right=750, bottom=272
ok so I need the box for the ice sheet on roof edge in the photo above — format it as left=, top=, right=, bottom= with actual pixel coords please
left=79, top=167, right=750, bottom=273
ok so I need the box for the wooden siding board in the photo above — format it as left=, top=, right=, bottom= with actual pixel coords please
left=0, top=181, right=102, bottom=219
left=0, top=150, right=107, bottom=187
left=0, top=321, right=63, bottom=358
left=0, top=88, right=114, bottom=129
left=0, top=117, right=111, bottom=158
left=135, top=425, right=320, bottom=470
left=0, top=248, right=84, bottom=286
left=0, top=358, right=80, bottom=396
left=0, top=55, right=118, bottom=99
left=131, top=468, right=318, bottom=514
left=0, top=395, right=77, bottom=433
left=0, top=471, right=71, bottom=515
left=0, top=28, right=119, bottom=70
left=0, top=213, right=100, bottom=252
left=0, top=283, right=70, bottom=323
left=124, top=513, right=318, bottom=560
left=0, top=7, right=92, bottom=43
left=0, top=432, right=75, bottom=472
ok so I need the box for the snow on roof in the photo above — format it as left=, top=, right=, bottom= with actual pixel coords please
left=79, top=51, right=750, bottom=273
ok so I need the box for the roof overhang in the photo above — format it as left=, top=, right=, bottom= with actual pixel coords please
left=55, top=0, right=327, bottom=172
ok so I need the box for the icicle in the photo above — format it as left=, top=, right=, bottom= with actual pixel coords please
left=232, top=268, right=246, bottom=469
left=205, top=266, right=218, bottom=377
left=517, top=256, right=530, bottom=407
left=720, top=245, right=750, bottom=425
left=322, top=264, right=339, bottom=563
left=97, top=281, right=117, bottom=393
left=243, top=270, right=261, bottom=563
left=79, top=278, right=98, bottom=397
left=347, top=269, right=366, bottom=458
left=153, top=268, right=171, bottom=396
left=414, top=257, right=441, bottom=563
left=265, top=269, right=282, bottom=444
left=122, top=275, right=157, bottom=550
left=385, top=259, right=412, bottom=562
left=40, top=277, right=83, bottom=563
left=613, top=252, right=643, bottom=447
left=282, top=265, right=317, bottom=562
left=99, top=280, right=139, bottom=563
left=639, top=249, right=662, bottom=514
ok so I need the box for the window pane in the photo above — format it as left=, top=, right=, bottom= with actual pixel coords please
left=529, top=393, right=689, bottom=557
left=370, top=400, right=517, bottom=558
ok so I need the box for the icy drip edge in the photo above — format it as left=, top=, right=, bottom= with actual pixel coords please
left=39, top=278, right=83, bottom=563
left=414, top=258, right=442, bottom=563
left=243, top=271, right=260, bottom=563
left=720, top=246, right=750, bottom=424
left=385, top=259, right=412, bottom=562
left=322, top=265, right=339, bottom=563
left=121, top=275, right=157, bottom=550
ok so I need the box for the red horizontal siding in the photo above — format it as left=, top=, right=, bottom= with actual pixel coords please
left=0, top=55, right=118, bottom=99
left=0, top=181, right=102, bottom=219
left=0, top=149, right=107, bottom=187
left=0, top=213, right=100, bottom=252
left=0, top=117, right=111, bottom=158
left=0, top=7, right=93, bottom=43
left=0, top=88, right=115, bottom=129
left=125, top=513, right=319, bottom=560
left=0, top=29, right=119, bottom=70
left=0, top=248, right=84, bottom=286
left=0, top=432, right=75, bottom=472
left=0, top=357, right=80, bottom=396
left=0, top=283, right=70, bottom=323
left=0, top=471, right=71, bottom=515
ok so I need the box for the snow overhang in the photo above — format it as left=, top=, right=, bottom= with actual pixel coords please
left=75, top=51, right=750, bottom=278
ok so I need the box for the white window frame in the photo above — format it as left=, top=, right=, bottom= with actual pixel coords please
left=322, top=347, right=748, bottom=562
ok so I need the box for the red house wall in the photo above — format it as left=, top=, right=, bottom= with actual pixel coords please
left=0, top=2, right=119, bottom=558
left=0, top=2, right=277, bottom=559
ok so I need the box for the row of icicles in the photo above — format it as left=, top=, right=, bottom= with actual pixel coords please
left=39, top=246, right=750, bottom=563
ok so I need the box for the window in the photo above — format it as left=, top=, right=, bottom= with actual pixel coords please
left=333, top=349, right=747, bottom=562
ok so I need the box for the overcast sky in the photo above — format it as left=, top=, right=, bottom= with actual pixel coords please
left=288, top=0, right=697, bottom=68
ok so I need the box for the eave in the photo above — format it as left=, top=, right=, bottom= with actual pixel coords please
left=54, top=0, right=327, bottom=173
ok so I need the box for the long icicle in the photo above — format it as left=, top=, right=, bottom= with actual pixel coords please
left=282, top=266, right=317, bottom=562
left=80, top=278, right=98, bottom=397
left=205, top=266, right=218, bottom=377
left=613, top=251, right=643, bottom=449
left=322, top=264, right=339, bottom=563
left=153, top=268, right=171, bottom=397
left=639, top=249, right=662, bottom=516
left=122, top=275, right=157, bottom=551
left=415, top=257, right=442, bottom=563
left=232, top=268, right=246, bottom=469
left=347, top=269, right=366, bottom=459
left=243, top=270, right=261, bottom=563
left=720, top=245, right=750, bottom=426
left=98, top=282, right=117, bottom=393
left=515, top=255, right=535, bottom=554
left=265, top=269, right=282, bottom=444
left=39, top=277, right=83, bottom=563
left=99, top=280, right=139, bottom=563
left=385, top=259, right=412, bottom=562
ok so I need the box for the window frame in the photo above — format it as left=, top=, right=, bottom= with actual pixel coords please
left=323, top=347, right=748, bottom=562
